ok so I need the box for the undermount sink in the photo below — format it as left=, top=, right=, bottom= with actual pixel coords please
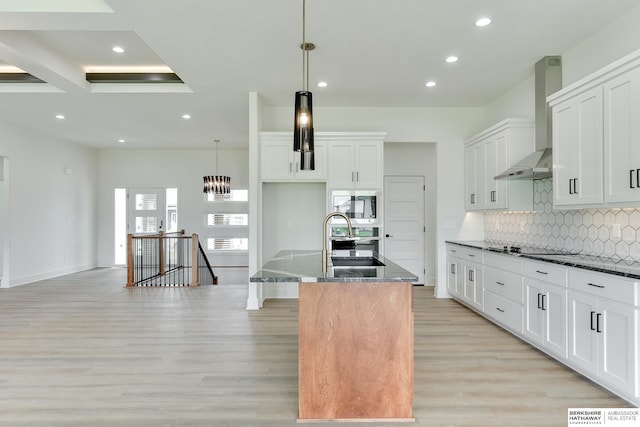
left=330, top=256, right=385, bottom=267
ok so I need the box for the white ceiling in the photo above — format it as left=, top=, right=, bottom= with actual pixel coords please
left=0, top=0, right=637, bottom=149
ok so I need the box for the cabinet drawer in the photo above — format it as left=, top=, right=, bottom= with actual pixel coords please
left=484, top=252, right=523, bottom=274
left=569, top=268, right=638, bottom=306
left=463, top=247, right=484, bottom=263
left=446, top=244, right=463, bottom=258
left=523, top=260, right=567, bottom=286
left=484, top=291, right=524, bottom=334
left=484, top=266, right=524, bottom=303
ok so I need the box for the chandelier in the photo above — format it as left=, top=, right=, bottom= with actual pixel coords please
left=203, top=140, right=231, bottom=194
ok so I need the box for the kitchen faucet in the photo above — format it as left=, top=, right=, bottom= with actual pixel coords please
left=322, top=211, right=354, bottom=272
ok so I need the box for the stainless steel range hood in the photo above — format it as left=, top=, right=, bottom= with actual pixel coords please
left=495, top=56, right=562, bottom=180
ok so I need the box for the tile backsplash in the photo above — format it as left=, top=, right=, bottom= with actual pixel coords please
left=485, top=178, right=640, bottom=262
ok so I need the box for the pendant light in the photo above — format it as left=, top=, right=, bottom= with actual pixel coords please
left=203, top=140, right=231, bottom=195
left=293, top=0, right=315, bottom=171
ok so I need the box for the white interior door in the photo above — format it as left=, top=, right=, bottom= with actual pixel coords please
left=127, top=188, right=166, bottom=235
left=383, top=176, right=425, bottom=284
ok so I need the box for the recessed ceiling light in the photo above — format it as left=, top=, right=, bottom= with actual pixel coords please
left=55, top=114, right=65, bottom=119
left=182, top=114, right=191, bottom=119
left=425, top=81, right=436, bottom=88
left=446, top=56, right=459, bottom=63
left=112, top=46, right=124, bottom=53
left=118, top=139, right=126, bottom=143
left=475, top=17, right=492, bottom=27
left=317, top=81, right=328, bottom=88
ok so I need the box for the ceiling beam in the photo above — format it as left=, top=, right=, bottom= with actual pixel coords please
left=0, top=31, right=89, bottom=92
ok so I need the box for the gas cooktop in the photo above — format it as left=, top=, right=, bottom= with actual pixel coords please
left=485, top=244, right=580, bottom=256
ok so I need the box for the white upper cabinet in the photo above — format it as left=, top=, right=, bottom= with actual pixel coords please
left=464, top=119, right=534, bottom=211
left=549, top=47, right=640, bottom=208
left=604, top=67, right=640, bottom=203
left=327, top=133, right=384, bottom=189
left=260, top=133, right=326, bottom=181
left=551, top=86, right=604, bottom=207
left=464, top=141, right=485, bottom=209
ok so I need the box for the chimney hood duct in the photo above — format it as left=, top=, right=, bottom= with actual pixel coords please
left=495, top=56, right=562, bottom=180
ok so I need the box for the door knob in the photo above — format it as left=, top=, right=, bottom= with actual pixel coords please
left=385, top=233, right=393, bottom=238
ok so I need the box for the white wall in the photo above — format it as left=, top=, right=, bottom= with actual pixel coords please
left=384, top=142, right=437, bottom=285
left=485, top=3, right=640, bottom=127
left=261, top=182, right=326, bottom=261
left=97, top=148, right=249, bottom=278
left=562, top=4, right=640, bottom=87
left=0, top=123, right=98, bottom=287
left=0, top=157, right=6, bottom=279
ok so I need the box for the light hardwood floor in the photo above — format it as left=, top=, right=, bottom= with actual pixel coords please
left=0, top=268, right=631, bottom=426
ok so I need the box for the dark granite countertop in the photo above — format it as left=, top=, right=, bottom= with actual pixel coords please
left=250, top=250, right=418, bottom=283
left=446, top=240, right=640, bottom=280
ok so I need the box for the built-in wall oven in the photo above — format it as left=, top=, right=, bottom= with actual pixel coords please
left=329, top=190, right=381, bottom=256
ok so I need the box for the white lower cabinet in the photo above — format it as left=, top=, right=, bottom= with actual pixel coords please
left=446, top=245, right=463, bottom=298
left=445, top=243, right=639, bottom=406
left=484, top=290, right=523, bottom=334
left=483, top=254, right=524, bottom=333
left=463, top=260, right=483, bottom=311
left=524, top=279, right=568, bottom=359
left=568, top=269, right=638, bottom=401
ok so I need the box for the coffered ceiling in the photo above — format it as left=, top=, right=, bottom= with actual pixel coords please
left=0, top=0, right=637, bottom=149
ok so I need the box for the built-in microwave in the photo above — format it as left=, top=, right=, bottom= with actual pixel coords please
left=330, top=190, right=378, bottom=224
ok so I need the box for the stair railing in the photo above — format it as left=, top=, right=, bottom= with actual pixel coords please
left=126, top=230, right=217, bottom=287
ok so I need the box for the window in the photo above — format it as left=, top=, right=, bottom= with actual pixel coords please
left=204, top=188, right=248, bottom=257
left=207, top=238, right=248, bottom=251
left=206, top=189, right=248, bottom=202
left=207, top=213, right=248, bottom=226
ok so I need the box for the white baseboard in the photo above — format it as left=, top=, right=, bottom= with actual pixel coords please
left=5, top=263, right=97, bottom=288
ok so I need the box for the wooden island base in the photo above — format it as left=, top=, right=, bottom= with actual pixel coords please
left=298, top=281, right=414, bottom=422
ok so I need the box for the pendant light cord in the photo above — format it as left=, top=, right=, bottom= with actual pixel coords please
left=302, top=0, right=307, bottom=92
left=215, top=140, right=220, bottom=174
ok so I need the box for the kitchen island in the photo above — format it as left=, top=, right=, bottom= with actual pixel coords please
left=250, top=250, right=418, bottom=422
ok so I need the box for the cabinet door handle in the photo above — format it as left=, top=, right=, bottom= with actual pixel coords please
left=496, top=281, right=505, bottom=286
left=596, top=313, right=603, bottom=333
left=541, top=294, right=546, bottom=311
left=587, top=282, right=605, bottom=289
left=537, top=293, right=542, bottom=309
left=450, top=264, right=456, bottom=274
left=351, top=171, right=355, bottom=182
left=569, top=178, right=573, bottom=194
left=470, top=193, right=475, bottom=204
left=636, top=169, right=640, bottom=189
left=630, top=169, right=635, bottom=189
left=496, top=307, right=505, bottom=313
left=535, top=270, right=548, bottom=275
left=356, top=171, right=359, bottom=182
left=468, top=254, right=475, bottom=258
left=590, top=311, right=596, bottom=331
left=470, top=270, right=474, bottom=282
left=290, top=162, right=293, bottom=173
